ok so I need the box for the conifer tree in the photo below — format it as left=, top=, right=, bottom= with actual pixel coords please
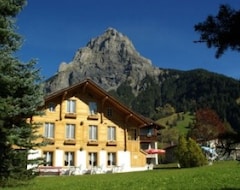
left=0, top=0, right=44, bottom=187
left=177, top=136, right=207, bottom=168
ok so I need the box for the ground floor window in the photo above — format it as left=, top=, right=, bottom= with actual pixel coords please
left=65, top=152, right=74, bottom=166
left=107, top=152, right=116, bottom=166
left=43, top=151, right=53, bottom=166
left=89, top=152, right=97, bottom=167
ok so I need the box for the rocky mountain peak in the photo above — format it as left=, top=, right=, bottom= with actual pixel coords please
left=45, top=28, right=163, bottom=94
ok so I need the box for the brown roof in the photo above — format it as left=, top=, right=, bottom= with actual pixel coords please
left=44, top=78, right=164, bottom=129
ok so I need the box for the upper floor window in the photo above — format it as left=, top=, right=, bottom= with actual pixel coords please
left=66, top=124, right=75, bottom=139
left=67, top=99, right=76, bottom=113
left=48, top=102, right=56, bottom=112
left=108, top=126, right=116, bottom=141
left=89, top=102, right=97, bottom=115
left=106, top=107, right=113, bottom=117
left=128, top=128, right=137, bottom=140
left=44, top=123, right=55, bottom=138
left=89, top=125, right=98, bottom=141
left=65, top=152, right=74, bottom=166
left=43, top=151, right=53, bottom=166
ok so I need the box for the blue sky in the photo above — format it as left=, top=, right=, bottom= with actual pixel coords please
left=17, top=0, right=240, bottom=80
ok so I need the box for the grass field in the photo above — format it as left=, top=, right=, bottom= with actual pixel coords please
left=157, top=112, right=194, bottom=135
left=6, top=161, right=240, bottom=190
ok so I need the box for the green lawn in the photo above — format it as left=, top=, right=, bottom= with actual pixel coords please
left=6, top=161, right=240, bottom=190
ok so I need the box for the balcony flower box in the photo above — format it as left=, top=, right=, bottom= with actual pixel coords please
left=87, top=114, right=99, bottom=120
left=43, top=138, right=55, bottom=145
left=65, top=113, right=77, bottom=119
left=107, top=141, right=117, bottom=146
left=64, top=139, right=76, bottom=145
left=87, top=140, right=99, bottom=146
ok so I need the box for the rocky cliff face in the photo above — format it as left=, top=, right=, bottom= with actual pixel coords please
left=44, top=27, right=164, bottom=94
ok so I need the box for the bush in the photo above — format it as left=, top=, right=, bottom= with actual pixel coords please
left=177, top=136, right=207, bottom=168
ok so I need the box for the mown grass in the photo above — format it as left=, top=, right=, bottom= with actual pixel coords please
left=6, top=161, right=240, bottom=190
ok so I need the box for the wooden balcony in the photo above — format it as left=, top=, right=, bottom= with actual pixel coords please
left=139, top=135, right=157, bottom=142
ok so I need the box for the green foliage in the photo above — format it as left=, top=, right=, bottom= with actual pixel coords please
left=131, top=75, right=161, bottom=117
left=108, top=81, right=135, bottom=107
left=194, top=4, right=240, bottom=58
left=177, top=136, right=207, bottom=168
left=0, top=0, right=44, bottom=187
left=161, top=69, right=240, bottom=131
left=3, top=161, right=240, bottom=190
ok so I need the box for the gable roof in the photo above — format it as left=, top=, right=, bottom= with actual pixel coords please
left=44, top=78, right=164, bottom=129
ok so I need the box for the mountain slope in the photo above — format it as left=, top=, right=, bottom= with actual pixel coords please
left=43, top=28, right=240, bottom=131
left=44, top=27, right=163, bottom=94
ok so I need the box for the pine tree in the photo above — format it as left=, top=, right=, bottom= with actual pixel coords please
left=0, top=0, right=44, bottom=187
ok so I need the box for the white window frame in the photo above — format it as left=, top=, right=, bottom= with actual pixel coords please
left=65, top=152, right=74, bottom=166
left=67, top=99, right=76, bottom=113
left=66, top=124, right=75, bottom=139
left=89, top=102, right=97, bottom=115
left=107, top=126, right=116, bottom=141
left=44, top=151, right=53, bottom=166
left=89, top=152, right=97, bottom=167
left=89, top=125, right=98, bottom=141
left=44, top=123, right=54, bottom=138
left=107, top=152, right=116, bottom=166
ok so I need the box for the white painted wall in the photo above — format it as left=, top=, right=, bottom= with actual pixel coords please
left=27, top=149, right=42, bottom=169
left=55, top=149, right=63, bottom=166
left=117, top=151, right=130, bottom=171
left=77, top=150, right=87, bottom=170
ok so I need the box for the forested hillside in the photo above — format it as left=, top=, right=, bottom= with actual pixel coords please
left=111, top=69, right=240, bottom=131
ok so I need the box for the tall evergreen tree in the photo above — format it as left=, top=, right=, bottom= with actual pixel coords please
left=0, top=0, right=44, bottom=187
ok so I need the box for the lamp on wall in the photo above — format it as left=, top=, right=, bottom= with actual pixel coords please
left=80, top=121, right=84, bottom=125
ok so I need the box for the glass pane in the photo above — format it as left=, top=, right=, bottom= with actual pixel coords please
left=89, top=102, right=97, bottom=115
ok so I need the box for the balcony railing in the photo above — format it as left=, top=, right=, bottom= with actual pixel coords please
left=139, top=134, right=157, bottom=141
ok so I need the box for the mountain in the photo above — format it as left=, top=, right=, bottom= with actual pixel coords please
left=44, top=27, right=163, bottom=94
left=44, top=28, right=240, bottom=131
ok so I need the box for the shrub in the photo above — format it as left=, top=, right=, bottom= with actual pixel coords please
left=177, top=136, right=207, bottom=168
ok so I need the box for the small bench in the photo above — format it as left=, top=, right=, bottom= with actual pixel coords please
left=38, top=166, right=62, bottom=176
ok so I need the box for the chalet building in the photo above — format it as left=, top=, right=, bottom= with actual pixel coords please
left=30, top=79, right=163, bottom=174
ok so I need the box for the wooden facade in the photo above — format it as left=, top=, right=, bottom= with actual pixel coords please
left=31, top=79, right=163, bottom=173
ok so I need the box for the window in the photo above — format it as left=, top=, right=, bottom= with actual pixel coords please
left=89, top=102, right=97, bottom=115
left=108, top=126, right=116, bottom=141
left=65, top=152, right=74, bottom=166
left=89, top=125, right=98, bottom=141
left=66, top=124, right=75, bottom=139
left=44, top=123, right=55, bottom=138
left=107, top=152, right=116, bottom=166
left=89, top=152, right=97, bottom=167
left=128, top=128, right=137, bottom=140
left=48, top=102, right=56, bottom=112
left=106, top=107, right=112, bottom=117
left=67, top=99, right=76, bottom=113
left=43, top=151, right=53, bottom=166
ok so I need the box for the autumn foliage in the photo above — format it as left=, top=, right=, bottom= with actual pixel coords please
left=188, top=108, right=226, bottom=141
